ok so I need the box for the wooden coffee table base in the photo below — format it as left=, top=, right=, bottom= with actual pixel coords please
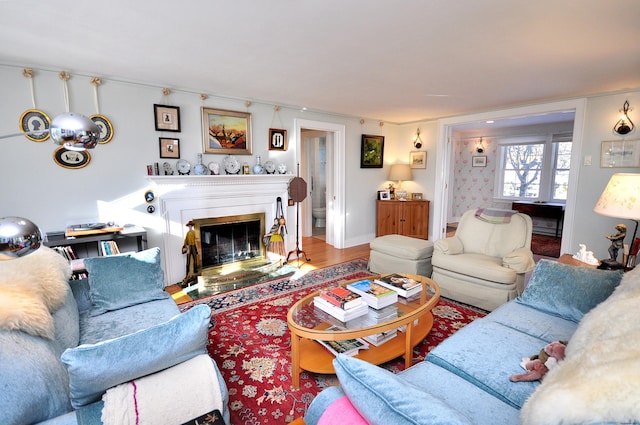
left=287, top=274, right=440, bottom=389
left=290, top=312, right=433, bottom=388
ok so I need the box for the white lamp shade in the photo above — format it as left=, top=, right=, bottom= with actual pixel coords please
left=388, top=164, right=412, bottom=182
left=594, top=173, right=640, bottom=219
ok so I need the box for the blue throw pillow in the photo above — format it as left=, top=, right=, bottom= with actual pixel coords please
left=333, top=354, right=473, bottom=425
left=517, top=259, right=623, bottom=323
left=83, top=247, right=170, bottom=316
left=61, top=303, right=211, bottom=408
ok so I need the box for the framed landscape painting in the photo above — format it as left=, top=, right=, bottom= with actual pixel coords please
left=360, top=134, right=384, bottom=168
left=201, top=107, right=252, bottom=155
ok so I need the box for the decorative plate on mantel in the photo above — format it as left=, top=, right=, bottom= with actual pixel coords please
left=223, top=155, right=241, bottom=174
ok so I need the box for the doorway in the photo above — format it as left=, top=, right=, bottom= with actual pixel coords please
left=294, top=119, right=346, bottom=249
left=433, top=99, right=587, bottom=256
left=302, top=130, right=328, bottom=240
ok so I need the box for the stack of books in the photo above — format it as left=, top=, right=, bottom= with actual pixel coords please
left=346, top=279, right=398, bottom=309
left=347, top=304, right=400, bottom=347
left=315, top=326, right=370, bottom=356
left=319, top=286, right=362, bottom=309
left=375, top=273, right=422, bottom=298
left=100, top=240, right=121, bottom=256
left=314, top=286, right=369, bottom=322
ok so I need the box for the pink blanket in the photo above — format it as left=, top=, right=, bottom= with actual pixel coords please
left=318, top=395, right=368, bottom=425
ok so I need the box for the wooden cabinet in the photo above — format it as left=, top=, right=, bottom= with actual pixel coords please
left=376, top=200, right=429, bottom=239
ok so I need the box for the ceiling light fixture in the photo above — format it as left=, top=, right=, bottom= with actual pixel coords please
left=613, top=100, right=635, bottom=136
left=0, top=112, right=100, bottom=151
left=476, top=137, right=485, bottom=153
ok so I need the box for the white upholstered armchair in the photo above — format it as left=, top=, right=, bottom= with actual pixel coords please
left=431, top=209, right=535, bottom=311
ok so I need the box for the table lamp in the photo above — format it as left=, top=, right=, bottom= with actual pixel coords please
left=593, top=173, right=640, bottom=269
left=389, top=164, right=412, bottom=200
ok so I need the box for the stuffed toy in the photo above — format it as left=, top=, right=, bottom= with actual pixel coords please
left=509, top=340, right=567, bottom=382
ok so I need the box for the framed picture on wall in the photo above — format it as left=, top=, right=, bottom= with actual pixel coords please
left=361, top=134, right=384, bottom=168
left=600, top=139, right=640, bottom=167
left=268, top=128, right=287, bottom=151
left=472, top=156, right=487, bottom=167
left=410, top=151, right=427, bottom=169
left=159, top=137, right=180, bottom=159
left=201, top=107, right=252, bottom=155
left=153, top=104, right=181, bottom=132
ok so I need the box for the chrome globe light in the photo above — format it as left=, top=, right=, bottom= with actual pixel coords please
left=0, top=216, right=44, bottom=260
left=50, top=112, right=100, bottom=151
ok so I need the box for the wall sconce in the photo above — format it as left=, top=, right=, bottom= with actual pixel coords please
left=476, top=137, right=485, bottom=153
left=413, top=128, right=423, bottom=149
left=613, top=100, right=635, bottom=136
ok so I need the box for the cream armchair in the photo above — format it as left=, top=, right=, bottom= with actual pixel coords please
left=431, top=209, right=535, bottom=311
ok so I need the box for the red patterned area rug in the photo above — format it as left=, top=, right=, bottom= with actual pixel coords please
left=181, top=259, right=487, bottom=425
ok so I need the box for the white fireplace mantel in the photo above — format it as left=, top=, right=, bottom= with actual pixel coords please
left=148, top=175, right=295, bottom=284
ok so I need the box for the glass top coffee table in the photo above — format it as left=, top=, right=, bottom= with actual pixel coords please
left=287, top=273, right=440, bottom=389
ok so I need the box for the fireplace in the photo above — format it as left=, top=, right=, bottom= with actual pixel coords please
left=194, top=213, right=266, bottom=272
left=147, top=174, right=293, bottom=284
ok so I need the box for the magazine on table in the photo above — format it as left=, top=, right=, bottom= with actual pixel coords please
left=363, top=329, right=398, bottom=347
left=374, top=274, right=422, bottom=298
left=315, top=326, right=370, bottom=356
left=346, top=279, right=398, bottom=309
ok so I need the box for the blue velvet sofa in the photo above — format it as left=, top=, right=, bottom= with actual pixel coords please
left=304, top=259, right=640, bottom=425
left=0, top=246, right=229, bottom=425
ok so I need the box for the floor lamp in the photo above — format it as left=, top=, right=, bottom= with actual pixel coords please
left=286, top=165, right=310, bottom=265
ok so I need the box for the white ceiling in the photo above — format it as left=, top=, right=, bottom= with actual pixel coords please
left=1, top=0, right=639, bottom=124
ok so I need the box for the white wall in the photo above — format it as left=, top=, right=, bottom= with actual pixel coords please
left=2, top=63, right=638, bottom=266
left=0, top=64, right=413, bottom=274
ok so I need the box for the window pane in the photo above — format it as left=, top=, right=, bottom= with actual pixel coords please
left=501, top=144, right=544, bottom=198
left=554, top=170, right=569, bottom=199
left=555, top=142, right=572, bottom=169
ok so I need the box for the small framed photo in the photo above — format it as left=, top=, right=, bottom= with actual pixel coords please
left=268, top=128, right=287, bottom=151
left=361, top=134, right=384, bottom=168
left=53, top=147, right=91, bottom=169
left=472, top=156, right=487, bottom=167
left=378, top=190, right=391, bottom=200
left=19, top=109, right=51, bottom=142
left=412, top=193, right=423, bottom=200
left=154, top=104, right=181, bottom=132
left=201, top=107, right=252, bottom=155
left=410, top=151, right=427, bottom=169
left=159, top=137, right=180, bottom=159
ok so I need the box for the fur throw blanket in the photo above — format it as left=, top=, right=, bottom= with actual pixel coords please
left=521, top=267, right=640, bottom=424
left=0, top=246, right=71, bottom=339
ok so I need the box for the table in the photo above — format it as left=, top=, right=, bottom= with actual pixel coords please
left=287, top=274, right=440, bottom=389
left=557, top=253, right=599, bottom=269
left=512, top=201, right=565, bottom=237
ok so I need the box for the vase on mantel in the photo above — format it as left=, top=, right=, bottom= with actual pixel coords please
left=253, top=156, right=264, bottom=174
left=193, top=153, right=208, bottom=175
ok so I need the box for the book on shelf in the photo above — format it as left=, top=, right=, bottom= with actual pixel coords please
left=319, top=286, right=363, bottom=310
left=313, top=296, right=369, bottom=322
left=375, top=274, right=422, bottom=298
left=315, top=326, right=370, bottom=356
left=100, top=240, right=121, bottom=256
left=363, top=329, right=398, bottom=347
left=346, top=279, right=398, bottom=309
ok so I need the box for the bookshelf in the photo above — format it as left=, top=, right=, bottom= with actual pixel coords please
left=45, top=225, right=147, bottom=258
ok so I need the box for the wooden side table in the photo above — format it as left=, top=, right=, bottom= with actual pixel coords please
left=557, top=253, right=598, bottom=269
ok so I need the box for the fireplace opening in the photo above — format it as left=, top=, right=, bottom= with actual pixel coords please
left=194, top=213, right=266, bottom=273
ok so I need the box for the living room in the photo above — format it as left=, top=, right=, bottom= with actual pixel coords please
left=1, top=1, right=640, bottom=424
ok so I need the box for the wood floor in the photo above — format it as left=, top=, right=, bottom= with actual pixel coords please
left=166, top=237, right=370, bottom=304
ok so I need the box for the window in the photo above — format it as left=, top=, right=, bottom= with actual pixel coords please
left=496, top=133, right=572, bottom=202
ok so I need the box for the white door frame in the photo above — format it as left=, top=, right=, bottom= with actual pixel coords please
left=433, top=98, right=586, bottom=256
left=295, top=119, right=346, bottom=248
